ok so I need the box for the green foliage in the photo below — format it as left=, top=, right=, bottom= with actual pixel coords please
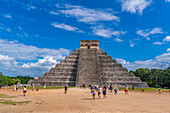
left=0, top=72, right=33, bottom=85
left=0, top=72, right=16, bottom=86
left=132, top=67, right=170, bottom=88
left=9, top=76, right=33, bottom=84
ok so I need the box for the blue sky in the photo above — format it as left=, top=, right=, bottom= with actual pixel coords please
left=0, top=0, right=169, bottom=77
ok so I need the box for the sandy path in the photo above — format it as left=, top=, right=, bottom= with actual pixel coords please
left=0, top=88, right=170, bottom=113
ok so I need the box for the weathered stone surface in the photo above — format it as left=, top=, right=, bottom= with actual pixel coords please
left=29, top=40, right=148, bottom=88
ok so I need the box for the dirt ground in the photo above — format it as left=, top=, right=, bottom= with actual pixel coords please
left=0, top=88, right=170, bottom=113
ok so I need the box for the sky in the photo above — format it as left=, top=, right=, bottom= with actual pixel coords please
left=0, top=0, right=170, bottom=77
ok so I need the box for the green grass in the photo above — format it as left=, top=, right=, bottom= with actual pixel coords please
left=2, top=86, right=74, bottom=89
left=0, top=99, right=31, bottom=105
left=118, top=87, right=170, bottom=92
left=0, top=94, right=17, bottom=98
left=17, top=101, right=31, bottom=104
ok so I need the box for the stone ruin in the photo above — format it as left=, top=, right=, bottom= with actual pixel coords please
left=28, top=40, right=148, bottom=87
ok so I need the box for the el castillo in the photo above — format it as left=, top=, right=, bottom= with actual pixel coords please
left=28, top=40, right=148, bottom=87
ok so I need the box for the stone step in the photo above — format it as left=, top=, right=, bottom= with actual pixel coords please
left=70, top=52, right=79, bottom=56
left=65, top=56, right=78, bottom=59
left=42, top=77, right=76, bottom=81
left=45, top=72, right=76, bottom=77
left=50, top=68, right=77, bottom=73
left=101, top=82, right=149, bottom=88
left=101, top=77, right=141, bottom=82
left=101, top=68, right=127, bottom=72
left=34, top=81, right=76, bottom=86
left=60, top=60, right=78, bottom=64
left=100, top=73, right=134, bottom=77
left=54, top=67, right=77, bottom=69
left=101, top=63, right=122, bottom=66
left=56, top=63, right=78, bottom=66
left=99, top=60, right=118, bottom=63
left=102, top=81, right=145, bottom=84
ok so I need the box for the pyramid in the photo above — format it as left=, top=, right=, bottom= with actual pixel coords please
left=28, top=40, right=148, bottom=87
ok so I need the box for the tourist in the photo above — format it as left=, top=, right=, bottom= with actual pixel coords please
left=94, top=85, right=97, bottom=90
left=23, top=86, right=27, bottom=96
left=96, top=85, right=98, bottom=91
left=132, top=85, right=135, bottom=90
left=89, top=84, right=91, bottom=89
left=98, top=86, right=101, bottom=99
left=16, top=84, right=18, bottom=91
left=114, top=86, right=118, bottom=95
left=32, top=84, right=35, bottom=91
left=0, top=84, right=2, bottom=89
left=92, top=87, right=96, bottom=100
left=103, top=86, right=107, bottom=98
left=158, top=87, right=162, bottom=94
left=90, top=85, right=93, bottom=94
left=110, top=84, right=113, bottom=92
left=140, top=85, right=143, bottom=91
left=83, top=84, right=86, bottom=89
left=125, top=85, right=128, bottom=95
left=65, top=84, right=68, bottom=94
left=13, top=85, right=16, bottom=91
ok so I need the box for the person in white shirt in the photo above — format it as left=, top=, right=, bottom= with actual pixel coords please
left=23, top=86, right=27, bottom=96
left=98, top=87, right=101, bottom=99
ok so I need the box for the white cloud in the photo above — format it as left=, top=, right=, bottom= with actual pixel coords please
left=165, top=0, right=170, bottom=2
left=3, top=14, right=12, bottom=18
left=91, top=25, right=126, bottom=38
left=153, top=42, right=164, bottom=45
left=51, top=22, right=84, bottom=33
left=167, top=48, right=170, bottom=52
left=53, top=4, right=119, bottom=24
left=156, top=53, right=170, bottom=63
left=114, top=38, right=123, bottom=42
left=0, top=54, right=14, bottom=61
left=0, top=38, right=70, bottom=76
left=137, top=27, right=163, bottom=40
left=49, top=11, right=60, bottom=15
left=120, top=0, right=152, bottom=14
left=163, top=36, right=170, bottom=42
left=116, top=48, right=170, bottom=71
left=116, top=58, right=130, bottom=64
left=26, top=5, right=36, bottom=10
left=117, top=58, right=169, bottom=71
left=0, top=38, right=70, bottom=61
left=22, top=56, right=57, bottom=69
left=130, top=41, right=135, bottom=47
left=6, top=28, right=11, bottom=32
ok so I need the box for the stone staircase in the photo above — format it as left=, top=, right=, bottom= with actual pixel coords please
left=98, top=49, right=148, bottom=87
left=76, top=48, right=100, bottom=86
left=30, top=50, right=79, bottom=86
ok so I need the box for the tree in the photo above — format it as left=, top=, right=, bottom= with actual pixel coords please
left=162, top=68, right=170, bottom=87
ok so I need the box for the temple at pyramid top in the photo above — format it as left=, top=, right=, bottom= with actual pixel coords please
left=28, top=40, right=149, bottom=88
left=80, top=40, right=99, bottom=49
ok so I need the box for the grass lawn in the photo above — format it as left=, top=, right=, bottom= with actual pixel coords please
left=0, top=99, right=31, bottom=105
left=118, top=87, right=170, bottom=92
left=0, top=94, right=17, bottom=98
left=2, top=86, right=74, bottom=90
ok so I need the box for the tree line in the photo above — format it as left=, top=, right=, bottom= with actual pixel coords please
left=130, top=67, right=170, bottom=88
left=0, top=72, right=33, bottom=86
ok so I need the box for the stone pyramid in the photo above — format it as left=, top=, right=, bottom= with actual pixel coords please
left=29, top=40, right=148, bottom=87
